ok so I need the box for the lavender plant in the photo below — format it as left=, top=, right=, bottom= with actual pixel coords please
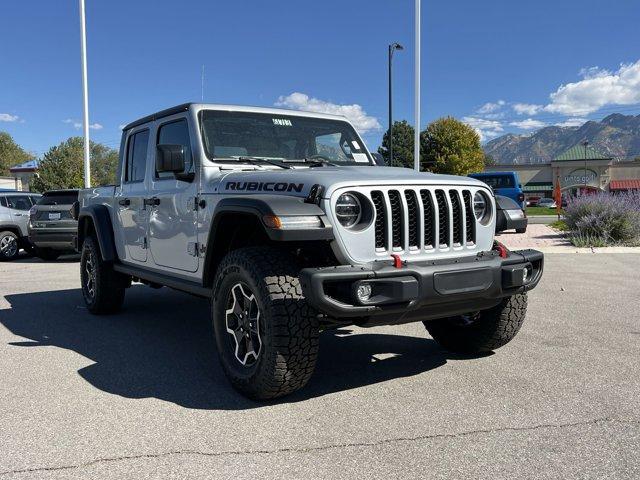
left=563, top=191, right=640, bottom=246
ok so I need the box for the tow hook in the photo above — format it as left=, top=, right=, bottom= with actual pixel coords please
left=391, top=254, right=404, bottom=268
left=493, top=240, right=509, bottom=258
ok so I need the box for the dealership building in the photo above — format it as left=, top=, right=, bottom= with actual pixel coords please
left=484, top=144, right=640, bottom=198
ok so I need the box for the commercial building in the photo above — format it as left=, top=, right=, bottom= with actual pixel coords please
left=484, top=144, right=640, bottom=199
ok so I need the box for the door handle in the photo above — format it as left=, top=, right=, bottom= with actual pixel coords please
left=144, top=197, right=160, bottom=207
left=118, top=198, right=131, bottom=206
left=14, top=213, right=24, bottom=216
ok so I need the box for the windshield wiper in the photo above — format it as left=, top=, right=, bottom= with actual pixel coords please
left=217, top=156, right=291, bottom=169
left=299, top=157, right=338, bottom=167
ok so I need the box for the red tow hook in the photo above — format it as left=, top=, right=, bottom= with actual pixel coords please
left=391, top=254, right=403, bottom=268
left=493, top=241, right=509, bottom=259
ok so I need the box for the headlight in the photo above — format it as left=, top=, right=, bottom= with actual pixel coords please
left=335, top=193, right=361, bottom=228
left=473, top=191, right=491, bottom=224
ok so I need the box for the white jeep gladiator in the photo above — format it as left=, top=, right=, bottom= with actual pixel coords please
left=75, top=103, right=543, bottom=399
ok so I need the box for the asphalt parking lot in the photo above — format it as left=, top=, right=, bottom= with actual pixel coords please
left=0, top=253, right=639, bottom=479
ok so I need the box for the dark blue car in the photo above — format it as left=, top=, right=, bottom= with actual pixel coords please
left=468, top=172, right=525, bottom=209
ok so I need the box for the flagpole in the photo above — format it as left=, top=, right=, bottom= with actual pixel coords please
left=414, top=0, right=421, bottom=171
left=79, top=0, right=91, bottom=188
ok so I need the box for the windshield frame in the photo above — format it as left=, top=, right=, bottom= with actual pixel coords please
left=198, top=109, right=374, bottom=167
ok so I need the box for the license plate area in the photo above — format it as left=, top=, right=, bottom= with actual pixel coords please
left=48, top=212, right=61, bottom=220
left=433, top=267, right=493, bottom=295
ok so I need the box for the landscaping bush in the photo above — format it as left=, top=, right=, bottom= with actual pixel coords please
left=563, top=192, right=640, bottom=246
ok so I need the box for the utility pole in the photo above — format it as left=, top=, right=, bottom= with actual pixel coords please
left=79, top=0, right=90, bottom=188
left=414, top=0, right=421, bottom=171
left=388, top=43, right=403, bottom=166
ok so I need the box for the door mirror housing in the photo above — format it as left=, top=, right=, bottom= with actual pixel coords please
left=156, top=144, right=185, bottom=173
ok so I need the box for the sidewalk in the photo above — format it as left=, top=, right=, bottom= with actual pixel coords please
left=497, top=224, right=640, bottom=253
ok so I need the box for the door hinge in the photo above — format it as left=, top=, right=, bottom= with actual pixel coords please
left=193, top=196, right=206, bottom=210
left=187, top=242, right=206, bottom=257
left=142, top=237, right=148, bottom=249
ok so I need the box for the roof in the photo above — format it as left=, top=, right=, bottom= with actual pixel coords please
left=123, top=102, right=349, bottom=131
left=9, top=159, right=39, bottom=172
left=554, top=144, right=611, bottom=162
left=0, top=190, right=40, bottom=196
left=609, top=179, right=640, bottom=190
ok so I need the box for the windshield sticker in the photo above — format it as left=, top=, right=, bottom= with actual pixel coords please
left=352, top=153, right=369, bottom=163
left=351, top=140, right=361, bottom=150
left=272, top=118, right=292, bottom=127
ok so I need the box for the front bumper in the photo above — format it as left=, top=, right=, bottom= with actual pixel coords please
left=300, top=249, right=543, bottom=324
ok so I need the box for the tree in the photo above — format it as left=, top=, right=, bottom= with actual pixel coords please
left=0, top=132, right=33, bottom=176
left=378, top=120, right=415, bottom=168
left=31, top=137, right=118, bottom=192
left=420, top=117, right=485, bottom=175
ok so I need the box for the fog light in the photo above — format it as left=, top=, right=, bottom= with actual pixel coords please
left=356, top=283, right=372, bottom=302
left=523, top=266, right=531, bottom=283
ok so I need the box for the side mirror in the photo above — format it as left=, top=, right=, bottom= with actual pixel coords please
left=156, top=144, right=185, bottom=174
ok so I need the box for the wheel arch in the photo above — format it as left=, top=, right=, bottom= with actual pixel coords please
left=78, top=205, right=117, bottom=262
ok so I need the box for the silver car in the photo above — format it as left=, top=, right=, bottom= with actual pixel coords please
left=0, top=191, right=41, bottom=261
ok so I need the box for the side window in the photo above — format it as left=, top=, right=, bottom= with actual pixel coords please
left=125, top=130, right=150, bottom=182
left=156, top=119, right=192, bottom=179
left=6, top=195, right=32, bottom=211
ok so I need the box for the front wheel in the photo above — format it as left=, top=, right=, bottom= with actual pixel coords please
left=212, top=247, right=319, bottom=400
left=424, top=293, right=528, bottom=354
left=80, top=236, right=127, bottom=314
left=0, top=231, right=20, bottom=261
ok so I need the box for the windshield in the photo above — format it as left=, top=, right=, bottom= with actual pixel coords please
left=200, top=111, right=372, bottom=165
left=471, top=175, right=515, bottom=189
left=38, top=192, right=78, bottom=205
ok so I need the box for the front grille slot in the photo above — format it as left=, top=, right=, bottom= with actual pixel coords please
left=404, top=190, right=419, bottom=249
left=449, top=190, right=463, bottom=246
left=371, top=191, right=387, bottom=249
left=364, top=187, right=477, bottom=256
left=462, top=190, right=475, bottom=244
left=434, top=190, right=449, bottom=247
left=388, top=190, right=403, bottom=249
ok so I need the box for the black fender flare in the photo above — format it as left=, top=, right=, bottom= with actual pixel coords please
left=77, top=204, right=117, bottom=262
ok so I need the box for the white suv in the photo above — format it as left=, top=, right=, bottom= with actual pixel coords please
left=0, top=191, right=41, bottom=261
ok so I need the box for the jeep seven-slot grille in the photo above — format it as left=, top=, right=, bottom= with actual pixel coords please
left=370, top=187, right=475, bottom=254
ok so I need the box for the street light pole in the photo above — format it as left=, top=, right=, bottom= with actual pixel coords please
left=79, top=0, right=90, bottom=188
left=414, top=0, right=421, bottom=172
left=388, top=43, right=403, bottom=166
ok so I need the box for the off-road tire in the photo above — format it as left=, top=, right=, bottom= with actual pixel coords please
left=80, top=236, right=127, bottom=314
left=515, top=228, right=527, bottom=234
left=212, top=247, right=319, bottom=400
left=36, top=247, right=60, bottom=261
left=424, top=293, right=527, bottom=354
left=0, top=230, right=20, bottom=261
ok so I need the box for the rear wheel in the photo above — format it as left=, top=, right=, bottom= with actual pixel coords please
left=0, top=231, right=19, bottom=261
left=212, top=247, right=319, bottom=400
left=424, top=293, right=528, bottom=354
left=80, top=236, right=128, bottom=314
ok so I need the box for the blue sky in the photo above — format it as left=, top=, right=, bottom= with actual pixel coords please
left=2, top=0, right=640, bottom=158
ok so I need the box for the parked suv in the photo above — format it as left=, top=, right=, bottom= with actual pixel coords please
left=0, top=191, right=41, bottom=260
left=28, top=189, right=79, bottom=260
left=76, top=103, right=543, bottom=400
left=469, top=172, right=525, bottom=209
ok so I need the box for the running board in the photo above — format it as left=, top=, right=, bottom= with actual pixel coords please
left=113, top=263, right=211, bottom=298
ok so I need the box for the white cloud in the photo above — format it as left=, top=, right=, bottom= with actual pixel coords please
left=0, top=113, right=19, bottom=122
left=476, top=100, right=505, bottom=114
left=555, top=117, right=587, bottom=127
left=275, top=92, right=381, bottom=133
left=544, top=60, right=640, bottom=115
left=509, top=118, right=547, bottom=130
left=462, top=116, right=504, bottom=141
left=63, top=119, right=103, bottom=130
left=512, top=103, right=543, bottom=115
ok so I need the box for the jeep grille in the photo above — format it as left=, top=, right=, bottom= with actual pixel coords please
left=369, top=187, right=476, bottom=254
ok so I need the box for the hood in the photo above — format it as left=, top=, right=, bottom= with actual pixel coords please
left=209, top=166, right=490, bottom=198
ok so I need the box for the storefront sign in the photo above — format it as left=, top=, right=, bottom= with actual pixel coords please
left=562, top=168, right=597, bottom=187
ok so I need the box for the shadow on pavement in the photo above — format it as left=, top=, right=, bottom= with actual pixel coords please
left=2, top=285, right=467, bottom=410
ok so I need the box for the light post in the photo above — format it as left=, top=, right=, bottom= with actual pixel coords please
left=582, top=140, right=589, bottom=195
left=414, top=0, right=421, bottom=172
left=78, top=0, right=90, bottom=188
left=388, top=42, right=403, bottom=166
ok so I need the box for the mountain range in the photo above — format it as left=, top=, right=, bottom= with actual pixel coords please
left=483, top=113, right=640, bottom=164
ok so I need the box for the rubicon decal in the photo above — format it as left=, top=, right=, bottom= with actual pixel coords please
left=225, top=181, right=304, bottom=193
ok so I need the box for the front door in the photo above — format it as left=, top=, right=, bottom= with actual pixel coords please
left=148, top=118, right=198, bottom=273
left=115, top=129, right=150, bottom=263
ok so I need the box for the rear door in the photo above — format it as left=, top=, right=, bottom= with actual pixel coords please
left=115, top=128, right=150, bottom=263
left=148, top=117, right=198, bottom=273
left=5, top=195, right=33, bottom=235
